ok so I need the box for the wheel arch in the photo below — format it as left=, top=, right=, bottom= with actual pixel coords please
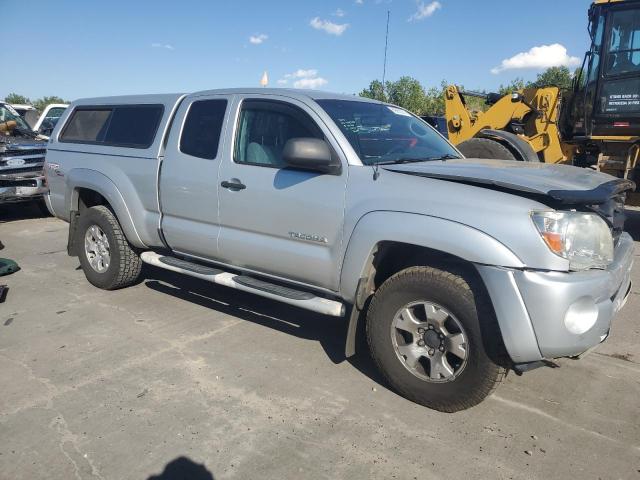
left=341, top=212, right=524, bottom=358
left=340, top=211, right=523, bottom=304
left=66, top=169, right=145, bottom=249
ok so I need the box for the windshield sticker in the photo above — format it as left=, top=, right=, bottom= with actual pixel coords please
left=387, top=106, right=411, bottom=117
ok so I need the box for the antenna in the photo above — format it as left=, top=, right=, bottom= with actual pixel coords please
left=381, top=10, right=390, bottom=101
left=373, top=10, right=391, bottom=182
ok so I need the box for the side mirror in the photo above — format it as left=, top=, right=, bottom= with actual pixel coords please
left=282, top=138, right=341, bottom=174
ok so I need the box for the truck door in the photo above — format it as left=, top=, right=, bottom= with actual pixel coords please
left=159, top=95, right=230, bottom=259
left=217, top=95, right=347, bottom=291
left=568, top=11, right=606, bottom=138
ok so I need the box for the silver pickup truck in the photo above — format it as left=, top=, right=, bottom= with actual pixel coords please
left=45, top=89, right=634, bottom=412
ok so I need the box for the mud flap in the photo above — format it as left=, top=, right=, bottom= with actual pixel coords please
left=67, top=210, right=80, bottom=256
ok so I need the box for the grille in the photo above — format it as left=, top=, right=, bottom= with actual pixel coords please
left=0, top=178, right=39, bottom=187
left=1, top=148, right=47, bottom=157
left=0, top=165, right=44, bottom=176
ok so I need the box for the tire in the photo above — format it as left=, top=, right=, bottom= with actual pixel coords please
left=366, top=266, right=506, bottom=412
left=457, top=137, right=517, bottom=161
left=76, top=205, right=142, bottom=290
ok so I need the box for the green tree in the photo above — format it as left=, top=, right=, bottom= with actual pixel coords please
left=360, top=77, right=429, bottom=115
left=528, top=66, right=573, bottom=90
left=33, top=96, right=68, bottom=112
left=422, top=80, right=447, bottom=116
left=360, top=78, right=490, bottom=116
left=4, top=93, right=31, bottom=104
left=385, top=76, right=428, bottom=115
left=498, top=77, right=526, bottom=95
left=359, top=80, right=387, bottom=102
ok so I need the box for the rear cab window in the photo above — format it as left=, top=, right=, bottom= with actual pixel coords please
left=60, top=104, right=164, bottom=148
left=180, top=99, right=228, bottom=159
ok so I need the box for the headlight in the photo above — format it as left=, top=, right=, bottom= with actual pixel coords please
left=531, top=211, right=614, bottom=271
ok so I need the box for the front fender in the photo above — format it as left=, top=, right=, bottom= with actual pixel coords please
left=339, top=211, right=524, bottom=302
left=65, top=168, right=146, bottom=248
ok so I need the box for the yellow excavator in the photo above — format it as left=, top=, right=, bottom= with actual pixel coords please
left=444, top=0, right=640, bottom=204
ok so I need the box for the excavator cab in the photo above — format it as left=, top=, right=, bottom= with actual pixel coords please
left=563, top=0, right=640, bottom=140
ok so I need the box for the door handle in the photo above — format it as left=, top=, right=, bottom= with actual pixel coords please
left=221, top=179, right=246, bottom=191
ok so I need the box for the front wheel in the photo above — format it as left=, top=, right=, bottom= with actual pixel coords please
left=366, top=266, right=506, bottom=412
left=77, top=205, right=142, bottom=290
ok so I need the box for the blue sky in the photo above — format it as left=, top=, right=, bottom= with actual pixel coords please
left=4, top=0, right=592, bottom=101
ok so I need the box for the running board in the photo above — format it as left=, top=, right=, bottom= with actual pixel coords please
left=140, top=252, right=345, bottom=317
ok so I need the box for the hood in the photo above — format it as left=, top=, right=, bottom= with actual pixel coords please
left=383, top=158, right=635, bottom=205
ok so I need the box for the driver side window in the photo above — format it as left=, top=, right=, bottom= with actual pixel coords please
left=234, top=100, right=323, bottom=168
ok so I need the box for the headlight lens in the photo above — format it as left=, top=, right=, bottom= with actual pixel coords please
left=531, top=211, right=614, bottom=271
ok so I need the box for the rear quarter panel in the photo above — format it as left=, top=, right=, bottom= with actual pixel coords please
left=45, top=94, right=184, bottom=247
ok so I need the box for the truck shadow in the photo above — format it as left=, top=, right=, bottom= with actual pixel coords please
left=143, top=266, right=386, bottom=387
left=0, top=202, right=51, bottom=223
left=147, top=456, right=214, bottom=480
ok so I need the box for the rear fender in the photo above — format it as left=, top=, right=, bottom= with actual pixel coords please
left=65, top=168, right=145, bottom=248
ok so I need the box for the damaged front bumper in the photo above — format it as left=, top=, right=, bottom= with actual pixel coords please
left=0, top=172, right=48, bottom=203
left=476, top=232, right=634, bottom=364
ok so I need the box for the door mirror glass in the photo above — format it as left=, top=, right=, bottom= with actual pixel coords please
left=283, top=138, right=340, bottom=174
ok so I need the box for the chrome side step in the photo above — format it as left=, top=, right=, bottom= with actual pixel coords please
left=140, top=251, right=345, bottom=317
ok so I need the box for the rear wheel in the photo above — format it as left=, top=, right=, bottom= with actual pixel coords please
left=77, top=205, right=142, bottom=290
left=366, top=266, right=506, bottom=412
left=457, top=137, right=517, bottom=161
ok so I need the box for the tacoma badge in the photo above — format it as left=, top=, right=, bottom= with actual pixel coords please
left=289, top=231, right=328, bottom=244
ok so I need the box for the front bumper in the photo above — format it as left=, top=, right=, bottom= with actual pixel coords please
left=477, top=232, right=634, bottom=363
left=0, top=174, right=47, bottom=203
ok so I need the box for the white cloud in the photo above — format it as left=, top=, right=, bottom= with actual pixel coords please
left=491, top=43, right=581, bottom=74
left=286, top=69, right=319, bottom=79
left=334, top=8, right=346, bottom=17
left=355, top=0, right=363, bottom=4
left=249, top=34, right=268, bottom=45
left=294, top=77, right=329, bottom=89
left=310, top=17, right=349, bottom=36
left=151, top=43, right=174, bottom=50
left=408, top=1, right=441, bottom=21
left=278, top=69, right=328, bottom=89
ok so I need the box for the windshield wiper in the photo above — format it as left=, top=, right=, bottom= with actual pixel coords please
left=424, top=154, right=460, bottom=161
left=375, top=154, right=460, bottom=166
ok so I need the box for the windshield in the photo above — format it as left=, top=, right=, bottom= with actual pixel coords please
left=605, top=9, right=640, bottom=76
left=0, top=103, right=32, bottom=132
left=316, top=99, right=460, bottom=165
